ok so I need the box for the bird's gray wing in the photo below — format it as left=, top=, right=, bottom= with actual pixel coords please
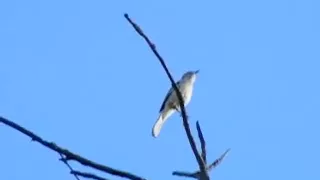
left=159, top=80, right=181, bottom=112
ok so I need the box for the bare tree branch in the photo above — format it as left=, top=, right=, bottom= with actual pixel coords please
left=196, top=121, right=207, bottom=164
left=207, top=148, right=230, bottom=171
left=59, top=154, right=81, bottom=180
left=124, top=13, right=209, bottom=180
left=0, top=116, right=146, bottom=180
left=71, top=170, right=110, bottom=180
left=173, top=148, right=230, bottom=179
left=172, top=171, right=198, bottom=179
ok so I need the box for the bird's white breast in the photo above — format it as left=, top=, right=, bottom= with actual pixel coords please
left=179, top=81, right=194, bottom=106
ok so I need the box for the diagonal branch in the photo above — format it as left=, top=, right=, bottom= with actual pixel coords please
left=196, top=121, right=207, bottom=164
left=207, top=148, right=230, bottom=171
left=59, top=154, right=81, bottom=180
left=0, top=116, right=146, bottom=180
left=124, top=13, right=209, bottom=180
left=71, top=170, right=110, bottom=180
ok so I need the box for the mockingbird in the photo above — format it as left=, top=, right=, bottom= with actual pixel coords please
left=152, top=70, right=199, bottom=138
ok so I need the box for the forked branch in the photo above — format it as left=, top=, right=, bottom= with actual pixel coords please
left=0, top=116, right=146, bottom=180
left=173, top=149, right=230, bottom=179
left=173, top=119, right=229, bottom=179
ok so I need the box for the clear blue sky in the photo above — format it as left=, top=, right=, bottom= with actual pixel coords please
left=1, top=0, right=319, bottom=180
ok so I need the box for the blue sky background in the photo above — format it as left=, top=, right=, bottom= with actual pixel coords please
left=0, top=0, right=319, bottom=180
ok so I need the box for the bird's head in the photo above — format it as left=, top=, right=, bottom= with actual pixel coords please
left=181, top=70, right=199, bottom=83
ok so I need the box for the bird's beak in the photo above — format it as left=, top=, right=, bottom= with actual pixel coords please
left=194, top=70, right=200, bottom=74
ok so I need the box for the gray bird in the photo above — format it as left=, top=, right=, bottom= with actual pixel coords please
left=152, top=70, right=199, bottom=138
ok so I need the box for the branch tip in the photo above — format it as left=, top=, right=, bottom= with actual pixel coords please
left=196, top=121, right=207, bottom=164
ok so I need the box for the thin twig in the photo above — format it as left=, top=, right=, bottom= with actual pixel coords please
left=196, top=121, right=207, bottom=164
left=207, top=148, right=230, bottom=171
left=0, top=116, right=146, bottom=180
left=124, top=13, right=209, bottom=180
left=71, top=170, right=110, bottom=180
left=60, top=154, right=81, bottom=180
left=172, top=171, right=198, bottom=179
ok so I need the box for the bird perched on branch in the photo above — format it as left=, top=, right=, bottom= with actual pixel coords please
left=152, top=70, right=199, bottom=138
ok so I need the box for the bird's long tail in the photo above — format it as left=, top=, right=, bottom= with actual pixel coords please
left=152, top=108, right=174, bottom=138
